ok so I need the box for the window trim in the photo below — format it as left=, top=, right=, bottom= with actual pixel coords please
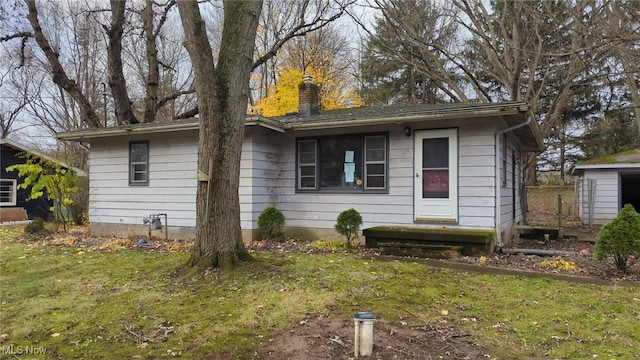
left=129, top=141, right=149, bottom=186
left=295, top=132, right=389, bottom=193
left=297, top=139, right=317, bottom=190
left=0, top=179, right=17, bottom=206
left=364, top=135, right=387, bottom=190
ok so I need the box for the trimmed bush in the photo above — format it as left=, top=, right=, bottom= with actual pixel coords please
left=257, top=206, right=285, bottom=241
left=594, top=204, right=640, bottom=273
left=24, top=217, right=45, bottom=234
left=335, top=208, right=363, bottom=249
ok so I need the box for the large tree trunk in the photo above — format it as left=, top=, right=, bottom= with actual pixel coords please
left=142, top=0, right=161, bottom=123
left=107, top=0, right=138, bottom=124
left=178, top=0, right=262, bottom=270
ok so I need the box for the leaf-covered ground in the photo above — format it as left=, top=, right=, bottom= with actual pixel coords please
left=0, top=225, right=640, bottom=359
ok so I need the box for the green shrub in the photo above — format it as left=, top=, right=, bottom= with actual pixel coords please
left=334, top=208, right=363, bottom=250
left=257, top=206, right=285, bottom=241
left=24, top=217, right=45, bottom=234
left=311, top=239, right=350, bottom=251
left=594, top=204, right=640, bottom=273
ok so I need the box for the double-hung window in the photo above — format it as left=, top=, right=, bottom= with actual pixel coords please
left=129, top=141, right=149, bottom=185
left=296, top=133, right=388, bottom=192
left=0, top=179, right=17, bottom=206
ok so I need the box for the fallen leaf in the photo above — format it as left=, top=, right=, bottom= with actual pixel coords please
left=51, top=332, right=61, bottom=337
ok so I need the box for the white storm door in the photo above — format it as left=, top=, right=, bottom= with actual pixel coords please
left=414, top=129, right=458, bottom=221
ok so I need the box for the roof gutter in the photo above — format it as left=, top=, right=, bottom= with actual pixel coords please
left=286, top=105, right=529, bottom=131
left=0, top=138, right=87, bottom=176
left=494, top=112, right=533, bottom=248
left=57, top=121, right=200, bottom=141
left=56, top=116, right=287, bottom=141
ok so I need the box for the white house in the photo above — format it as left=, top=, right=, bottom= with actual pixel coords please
left=573, top=148, right=640, bottom=226
left=57, top=84, right=543, bottom=254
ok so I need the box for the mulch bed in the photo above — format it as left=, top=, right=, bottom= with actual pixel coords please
left=6, top=225, right=639, bottom=284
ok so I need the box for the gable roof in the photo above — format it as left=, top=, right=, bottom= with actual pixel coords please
left=57, top=102, right=544, bottom=152
left=0, top=138, right=87, bottom=177
left=573, top=148, right=640, bottom=174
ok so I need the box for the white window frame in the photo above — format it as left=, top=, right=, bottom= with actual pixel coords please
left=0, top=179, right=17, bottom=206
left=298, top=139, right=317, bottom=189
left=364, top=135, right=387, bottom=190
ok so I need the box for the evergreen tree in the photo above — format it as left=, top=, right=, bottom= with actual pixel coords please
left=359, top=0, right=461, bottom=105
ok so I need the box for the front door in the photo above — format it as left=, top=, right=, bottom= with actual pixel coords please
left=414, top=129, right=458, bottom=221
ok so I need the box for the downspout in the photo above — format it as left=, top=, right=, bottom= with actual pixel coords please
left=495, top=113, right=532, bottom=248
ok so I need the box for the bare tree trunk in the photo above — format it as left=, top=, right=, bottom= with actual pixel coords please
left=107, top=0, right=138, bottom=124
left=523, top=153, right=537, bottom=186
left=178, top=0, right=262, bottom=270
left=24, top=0, right=102, bottom=129
left=606, top=2, right=640, bottom=133
left=142, top=0, right=159, bottom=123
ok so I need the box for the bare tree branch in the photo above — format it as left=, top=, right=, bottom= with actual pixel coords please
left=157, top=88, right=195, bottom=110
left=252, top=0, right=355, bottom=70
left=0, top=31, right=32, bottom=42
left=24, top=0, right=102, bottom=128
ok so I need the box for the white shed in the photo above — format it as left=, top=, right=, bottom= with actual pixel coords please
left=573, top=148, right=640, bottom=225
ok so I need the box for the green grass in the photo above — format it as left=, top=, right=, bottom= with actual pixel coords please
left=1, top=241, right=639, bottom=359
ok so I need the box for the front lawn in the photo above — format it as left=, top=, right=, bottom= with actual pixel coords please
left=0, top=239, right=638, bottom=358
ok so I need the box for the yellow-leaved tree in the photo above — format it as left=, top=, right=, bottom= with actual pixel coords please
left=256, top=66, right=363, bottom=117
left=254, top=26, right=363, bottom=117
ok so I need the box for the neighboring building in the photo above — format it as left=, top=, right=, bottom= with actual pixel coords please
left=57, top=81, right=543, bottom=251
left=573, top=148, right=640, bottom=225
left=0, top=138, right=86, bottom=222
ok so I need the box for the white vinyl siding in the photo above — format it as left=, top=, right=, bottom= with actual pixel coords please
left=263, top=120, right=499, bottom=231
left=86, top=117, right=531, bottom=240
left=458, top=126, right=498, bottom=228
left=496, top=135, right=523, bottom=240
left=578, top=169, right=626, bottom=225
left=240, top=126, right=285, bottom=231
left=89, top=132, right=197, bottom=228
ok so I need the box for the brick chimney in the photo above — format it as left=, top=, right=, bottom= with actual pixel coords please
left=298, top=74, right=319, bottom=116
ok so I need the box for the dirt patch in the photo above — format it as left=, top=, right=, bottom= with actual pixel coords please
left=252, top=316, right=490, bottom=360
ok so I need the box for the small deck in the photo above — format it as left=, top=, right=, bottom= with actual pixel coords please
left=363, top=226, right=494, bottom=259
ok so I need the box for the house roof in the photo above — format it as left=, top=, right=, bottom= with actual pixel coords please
left=573, top=148, right=640, bottom=174
left=0, top=138, right=87, bottom=177
left=57, top=102, right=544, bottom=152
